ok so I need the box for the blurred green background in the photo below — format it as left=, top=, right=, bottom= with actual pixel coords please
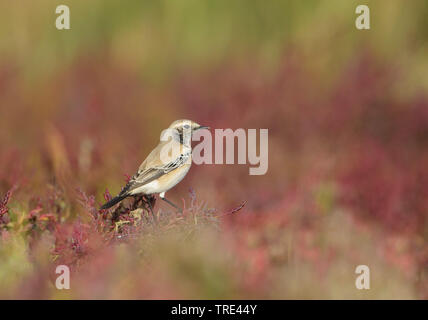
left=2, top=1, right=428, bottom=84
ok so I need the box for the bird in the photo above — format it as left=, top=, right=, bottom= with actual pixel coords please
left=100, top=119, right=209, bottom=214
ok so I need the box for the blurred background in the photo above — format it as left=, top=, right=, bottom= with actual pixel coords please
left=0, top=0, right=427, bottom=299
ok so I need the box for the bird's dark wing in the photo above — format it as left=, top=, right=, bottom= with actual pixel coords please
left=119, top=152, right=190, bottom=196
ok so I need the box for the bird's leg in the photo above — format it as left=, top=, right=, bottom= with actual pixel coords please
left=160, top=196, right=183, bottom=213
left=145, top=195, right=157, bottom=224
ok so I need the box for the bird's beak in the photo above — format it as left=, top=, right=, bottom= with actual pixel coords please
left=197, top=125, right=210, bottom=130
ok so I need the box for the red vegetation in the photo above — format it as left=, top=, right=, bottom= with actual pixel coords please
left=0, top=52, right=426, bottom=299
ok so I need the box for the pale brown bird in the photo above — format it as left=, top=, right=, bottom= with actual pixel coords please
left=101, top=119, right=209, bottom=212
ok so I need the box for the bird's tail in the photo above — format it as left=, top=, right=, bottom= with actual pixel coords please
left=100, top=194, right=128, bottom=210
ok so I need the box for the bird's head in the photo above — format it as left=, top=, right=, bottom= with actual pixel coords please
left=166, top=119, right=210, bottom=146
left=168, top=119, right=210, bottom=133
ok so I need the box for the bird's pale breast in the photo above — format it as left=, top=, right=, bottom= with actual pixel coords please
left=130, top=162, right=191, bottom=195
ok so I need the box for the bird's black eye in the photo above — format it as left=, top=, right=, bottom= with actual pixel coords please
left=184, top=124, right=190, bottom=129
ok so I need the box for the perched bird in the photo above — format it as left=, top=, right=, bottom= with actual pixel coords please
left=100, top=119, right=209, bottom=213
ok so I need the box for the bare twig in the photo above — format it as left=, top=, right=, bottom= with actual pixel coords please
left=216, top=200, right=247, bottom=218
